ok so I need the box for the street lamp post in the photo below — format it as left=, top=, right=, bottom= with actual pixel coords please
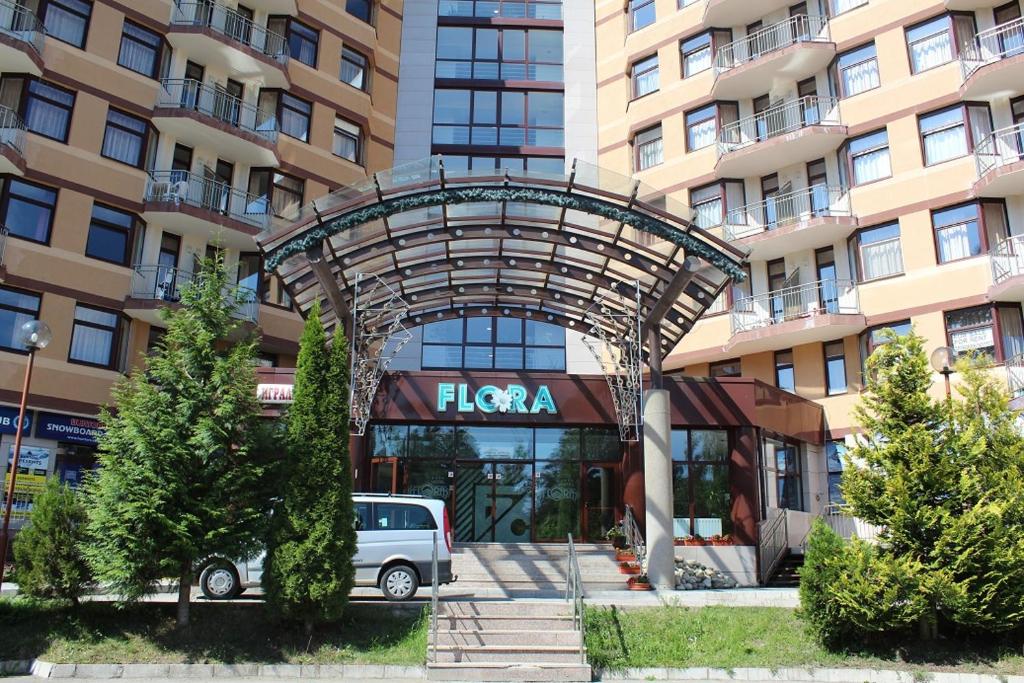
left=0, top=320, right=52, bottom=588
left=930, top=346, right=956, bottom=400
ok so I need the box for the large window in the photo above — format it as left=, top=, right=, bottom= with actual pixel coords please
left=439, top=0, right=562, bottom=20
left=117, top=20, right=164, bottom=78
left=346, top=0, right=372, bottom=23
left=440, top=155, right=565, bottom=175
left=333, top=116, right=363, bottom=164
left=681, top=32, right=717, bottom=78
left=840, top=129, right=890, bottom=186
left=824, top=340, right=847, bottom=395
left=905, top=14, right=975, bottom=74
left=933, top=201, right=1008, bottom=264
left=101, top=108, right=150, bottom=168
left=630, top=0, right=655, bottom=31
left=1, top=178, right=57, bottom=244
left=689, top=180, right=745, bottom=229
left=435, top=27, right=563, bottom=82
left=247, top=169, right=304, bottom=218
left=672, top=429, right=731, bottom=539
left=685, top=104, right=718, bottom=151
left=918, top=103, right=991, bottom=167
left=341, top=47, right=369, bottom=91
left=764, top=435, right=802, bottom=511
left=850, top=222, right=904, bottom=282
left=69, top=304, right=124, bottom=370
left=832, top=42, right=879, bottom=98
left=825, top=440, right=846, bottom=505
left=0, top=77, right=77, bottom=142
left=285, top=19, right=318, bottom=67
left=945, top=305, right=1024, bottom=362
left=420, top=317, right=566, bottom=370
left=709, top=359, right=741, bottom=378
left=634, top=124, right=662, bottom=171
left=631, top=54, right=659, bottom=98
left=43, top=0, right=91, bottom=48
left=279, top=92, right=311, bottom=142
left=775, top=350, right=795, bottom=392
left=432, top=89, right=563, bottom=148
left=0, top=286, right=41, bottom=353
left=86, top=203, right=141, bottom=266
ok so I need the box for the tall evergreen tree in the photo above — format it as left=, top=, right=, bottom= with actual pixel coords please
left=263, top=300, right=356, bottom=634
left=84, top=255, right=271, bottom=627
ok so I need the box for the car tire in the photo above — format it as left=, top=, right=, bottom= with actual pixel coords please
left=199, top=562, right=241, bottom=600
left=380, top=565, right=419, bottom=601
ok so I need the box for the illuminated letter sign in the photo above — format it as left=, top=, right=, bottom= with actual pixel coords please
left=437, top=383, right=557, bottom=414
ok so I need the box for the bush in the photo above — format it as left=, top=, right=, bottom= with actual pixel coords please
left=12, top=477, right=90, bottom=604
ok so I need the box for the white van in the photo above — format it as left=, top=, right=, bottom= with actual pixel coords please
left=198, top=494, right=455, bottom=601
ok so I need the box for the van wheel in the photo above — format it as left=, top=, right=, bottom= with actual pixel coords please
left=199, top=562, right=240, bottom=600
left=380, top=565, right=418, bottom=601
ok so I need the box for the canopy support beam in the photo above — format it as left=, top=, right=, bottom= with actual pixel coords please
left=305, top=241, right=352, bottom=325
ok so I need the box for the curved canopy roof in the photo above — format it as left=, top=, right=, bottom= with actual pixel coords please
left=258, top=157, right=749, bottom=358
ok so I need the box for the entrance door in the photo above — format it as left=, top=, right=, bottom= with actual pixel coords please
left=454, top=462, right=533, bottom=543
left=582, top=465, right=617, bottom=542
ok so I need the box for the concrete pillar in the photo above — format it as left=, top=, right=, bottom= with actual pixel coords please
left=643, top=389, right=674, bottom=589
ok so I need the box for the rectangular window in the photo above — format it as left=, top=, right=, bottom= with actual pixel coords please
left=765, top=436, right=803, bottom=511
left=852, top=222, right=904, bottom=281
left=681, top=32, right=713, bottom=77
left=919, top=106, right=969, bottom=166
left=279, top=92, right=311, bottom=142
left=933, top=202, right=983, bottom=263
left=824, top=340, right=847, bottom=395
left=834, top=42, right=879, bottom=98
left=69, top=304, right=122, bottom=369
left=1, top=178, right=57, bottom=244
left=341, top=47, right=369, bottom=91
left=0, top=285, right=41, bottom=353
left=17, top=79, right=75, bottom=142
left=101, top=108, right=148, bottom=167
left=248, top=169, right=303, bottom=218
left=671, top=429, right=731, bottom=538
left=906, top=16, right=954, bottom=73
left=86, top=203, right=140, bottom=266
left=630, top=0, right=655, bottom=31
left=775, top=350, right=795, bottom=392
left=333, top=116, right=362, bottom=163
left=861, top=320, right=912, bottom=368
left=118, top=20, right=163, bottom=78
left=844, top=129, right=890, bottom=185
left=634, top=124, right=662, bottom=171
left=946, top=306, right=997, bottom=360
left=421, top=317, right=566, bottom=371
left=43, top=0, right=91, bottom=48
left=826, top=439, right=846, bottom=504
left=286, top=19, right=319, bottom=67
left=709, top=359, right=741, bottom=378
left=685, top=104, right=717, bottom=151
left=435, top=26, right=563, bottom=82
left=346, top=0, right=372, bottom=23
left=432, top=88, right=563, bottom=147
left=631, top=54, right=659, bottom=98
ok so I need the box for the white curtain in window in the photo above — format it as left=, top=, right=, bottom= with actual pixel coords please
left=635, top=70, right=658, bottom=97
left=842, top=59, right=879, bottom=96
left=25, top=102, right=67, bottom=139
left=936, top=222, right=974, bottom=262
left=685, top=47, right=711, bottom=75
left=118, top=40, right=155, bottom=75
left=853, top=147, right=890, bottom=184
left=832, top=0, right=866, bottom=14
left=1000, top=307, right=1024, bottom=359
left=71, top=325, right=113, bottom=365
left=693, top=198, right=722, bottom=228
left=637, top=138, right=662, bottom=170
left=690, top=119, right=716, bottom=150
left=862, top=239, right=903, bottom=280
left=102, top=127, right=141, bottom=165
left=925, top=126, right=967, bottom=164
left=911, top=32, right=952, bottom=72
left=44, top=7, right=86, bottom=45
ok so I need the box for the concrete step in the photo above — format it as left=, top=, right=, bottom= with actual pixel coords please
left=454, top=542, right=608, bottom=557
left=426, top=662, right=592, bottom=682
left=443, top=600, right=572, bottom=617
left=438, top=615, right=576, bottom=630
left=435, top=630, right=583, bottom=647
left=429, top=645, right=585, bottom=664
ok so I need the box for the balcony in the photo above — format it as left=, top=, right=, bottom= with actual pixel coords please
left=153, top=80, right=279, bottom=166
left=0, top=105, right=26, bottom=176
left=716, top=97, right=847, bottom=178
left=960, top=18, right=1024, bottom=99
left=727, top=278, right=865, bottom=354
left=989, top=234, right=1024, bottom=302
left=168, top=1, right=289, bottom=88
left=142, top=171, right=272, bottom=250
left=125, top=265, right=259, bottom=327
left=703, top=0, right=791, bottom=28
left=973, top=123, right=1024, bottom=197
left=712, top=15, right=835, bottom=100
left=0, top=0, right=43, bottom=75
left=721, top=185, right=856, bottom=261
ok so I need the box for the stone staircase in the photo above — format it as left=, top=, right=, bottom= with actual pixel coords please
left=426, top=600, right=591, bottom=682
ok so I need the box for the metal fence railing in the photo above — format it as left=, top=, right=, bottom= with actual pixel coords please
left=0, top=104, right=27, bottom=158
left=718, top=96, right=842, bottom=156
left=822, top=503, right=883, bottom=543
left=171, top=1, right=288, bottom=62
left=961, top=16, right=1024, bottom=81
left=130, top=264, right=260, bottom=324
left=758, top=508, right=788, bottom=584
left=157, top=79, right=278, bottom=143
left=1005, top=353, right=1024, bottom=399
left=990, top=234, right=1024, bottom=286
left=714, top=14, right=830, bottom=74
left=622, top=504, right=646, bottom=572
left=144, top=171, right=272, bottom=232
left=731, top=278, right=859, bottom=334
left=723, top=185, right=851, bottom=241
left=975, top=122, right=1024, bottom=180
left=565, top=533, right=586, bottom=665
left=0, top=0, right=45, bottom=55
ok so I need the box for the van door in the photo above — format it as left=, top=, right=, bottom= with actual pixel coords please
left=372, top=502, right=438, bottom=577
left=352, top=501, right=376, bottom=584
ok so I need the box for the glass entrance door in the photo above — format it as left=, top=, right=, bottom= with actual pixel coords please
left=582, top=465, right=617, bottom=542
left=454, top=462, right=533, bottom=543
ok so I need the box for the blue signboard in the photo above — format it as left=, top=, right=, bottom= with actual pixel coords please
left=0, top=406, right=32, bottom=436
left=35, top=412, right=103, bottom=446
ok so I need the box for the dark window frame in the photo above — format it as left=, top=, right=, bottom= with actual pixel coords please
left=917, top=102, right=992, bottom=167
left=904, top=12, right=977, bottom=75
left=67, top=302, right=128, bottom=371
left=709, top=358, right=741, bottom=378
left=830, top=41, right=880, bottom=99
left=630, top=0, right=656, bottom=32
left=275, top=90, right=312, bottom=142
left=100, top=106, right=152, bottom=168
left=0, top=284, right=41, bottom=354
left=284, top=17, right=319, bottom=67
left=117, top=19, right=166, bottom=79
left=333, top=115, right=364, bottom=164
left=85, top=202, right=142, bottom=267
left=346, top=0, right=373, bottom=24
left=340, top=45, right=370, bottom=92
left=671, top=428, right=732, bottom=539
left=838, top=127, right=891, bottom=187
left=848, top=221, right=904, bottom=283
left=0, top=176, right=59, bottom=245
left=41, top=0, right=93, bottom=49
left=630, top=52, right=659, bottom=99
left=944, top=303, right=1023, bottom=364
left=633, top=123, right=663, bottom=172
left=431, top=87, right=565, bottom=150
left=931, top=199, right=1008, bottom=265
left=824, top=339, right=848, bottom=395
left=774, top=349, right=795, bottom=392
left=420, top=317, right=567, bottom=371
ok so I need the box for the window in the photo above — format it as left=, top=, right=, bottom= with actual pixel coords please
left=832, top=43, right=879, bottom=98
left=775, top=350, right=795, bottom=392
left=279, top=92, right=311, bottom=142
left=86, top=203, right=140, bottom=266
left=43, top=0, right=91, bottom=48
left=830, top=0, right=868, bottom=15
left=4, top=78, right=76, bottom=142
left=440, top=154, right=564, bottom=174
left=944, top=305, right=1024, bottom=362
left=630, top=0, right=655, bottom=31
left=247, top=169, right=304, bottom=218
left=764, top=435, right=802, bottom=511
left=341, top=47, right=369, bottom=91
left=851, top=222, right=903, bottom=281
left=333, top=116, right=363, bottom=163
left=346, top=0, right=372, bottom=23
left=689, top=180, right=745, bottom=229
left=118, top=20, right=164, bottom=78
left=824, top=340, right=847, bottom=395
left=1, top=178, right=57, bottom=244
left=439, top=0, right=562, bottom=20
left=634, top=124, right=662, bottom=171
left=69, top=304, right=124, bottom=369
left=934, top=201, right=1007, bottom=264
left=860, top=319, right=912, bottom=371
left=709, top=359, right=741, bottom=378
left=905, top=14, right=975, bottom=74
left=825, top=440, right=846, bottom=505
left=671, top=429, right=730, bottom=538
left=286, top=19, right=318, bottom=67
left=681, top=32, right=713, bottom=78
left=432, top=89, right=563, bottom=147
left=0, top=286, right=41, bottom=353
left=631, top=54, right=659, bottom=98
left=435, top=27, right=563, bottom=82
left=101, top=108, right=149, bottom=167
left=421, top=317, right=566, bottom=370
left=373, top=503, right=436, bottom=531
left=919, top=106, right=968, bottom=165
left=685, top=104, right=718, bottom=151
left=841, top=129, right=890, bottom=186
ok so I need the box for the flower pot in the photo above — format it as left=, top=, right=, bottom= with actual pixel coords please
left=683, top=539, right=707, bottom=546
left=619, top=563, right=642, bottom=575
left=710, top=540, right=732, bottom=546
left=611, top=536, right=627, bottom=550
left=615, top=551, right=636, bottom=562
left=627, top=578, right=653, bottom=591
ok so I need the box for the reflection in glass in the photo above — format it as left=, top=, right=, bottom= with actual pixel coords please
left=534, top=460, right=579, bottom=540
left=459, top=426, right=533, bottom=459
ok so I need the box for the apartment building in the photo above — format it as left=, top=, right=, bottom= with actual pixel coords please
left=0, top=0, right=401, bottom=490
left=596, top=0, right=1024, bottom=510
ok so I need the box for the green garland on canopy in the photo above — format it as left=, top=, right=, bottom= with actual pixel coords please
left=264, top=185, right=748, bottom=281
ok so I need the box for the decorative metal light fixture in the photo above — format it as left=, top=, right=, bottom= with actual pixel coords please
left=930, top=346, right=956, bottom=399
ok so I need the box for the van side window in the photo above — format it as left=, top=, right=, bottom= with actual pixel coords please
left=354, top=502, right=370, bottom=530
left=373, top=503, right=437, bottom=531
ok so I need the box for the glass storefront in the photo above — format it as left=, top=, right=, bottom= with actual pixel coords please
left=369, top=423, right=621, bottom=542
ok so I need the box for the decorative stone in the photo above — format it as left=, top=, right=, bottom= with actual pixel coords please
left=673, top=559, right=739, bottom=590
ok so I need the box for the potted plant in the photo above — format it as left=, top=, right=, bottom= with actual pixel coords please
left=605, top=525, right=628, bottom=550
left=618, top=561, right=642, bottom=575
left=627, top=574, right=653, bottom=591
left=708, top=533, right=732, bottom=546
left=680, top=534, right=707, bottom=546
left=615, top=547, right=636, bottom=562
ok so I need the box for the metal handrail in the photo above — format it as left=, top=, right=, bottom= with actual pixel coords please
left=714, top=14, right=830, bottom=74
left=731, top=278, right=859, bottom=334
left=961, top=16, right=1024, bottom=80
left=157, top=79, right=278, bottom=142
left=0, top=0, right=45, bottom=54
left=144, top=171, right=272, bottom=231
left=1005, top=353, right=1024, bottom=399
left=718, top=96, right=841, bottom=156
left=758, top=508, right=788, bottom=584
left=170, top=1, right=288, bottom=61
left=0, top=104, right=27, bottom=157
left=975, top=122, right=1024, bottom=179
left=823, top=503, right=884, bottom=543
left=429, top=530, right=439, bottom=663
left=565, top=533, right=585, bottom=665
left=130, top=264, right=260, bottom=324
left=621, top=504, right=646, bottom=572
left=990, top=234, right=1024, bottom=286
left=723, top=184, right=850, bottom=240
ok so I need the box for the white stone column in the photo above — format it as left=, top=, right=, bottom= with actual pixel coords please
left=643, top=389, right=675, bottom=590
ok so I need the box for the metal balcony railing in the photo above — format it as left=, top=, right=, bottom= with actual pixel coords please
left=731, top=278, right=859, bottom=334
left=130, top=264, right=259, bottom=324
left=990, top=234, right=1024, bottom=286
left=157, top=79, right=278, bottom=143
left=144, top=171, right=272, bottom=232
left=0, top=104, right=26, bottom=157
left=1005, top=353, right=1024, bottom=399
left=723, top=184, right=851, bottom=241
left=975, top=122, right=1024, bottom=179
left=718, top=96, right=841, bottom=156
left=714, top=14, right=830, bottom=74
left=171, top=1, right=288, bottom=62
left=823, top=503, right=882, bottom=543
left=0, top=0, right=44, bottom=55
left=961, top=17, right=1024, bottom=80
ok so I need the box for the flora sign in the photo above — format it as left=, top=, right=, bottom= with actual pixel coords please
left=437, top=383, right=557, bottom=415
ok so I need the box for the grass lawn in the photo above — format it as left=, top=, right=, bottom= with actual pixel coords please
left=586, top=606, right=1024, bottom=675
left=0, top=599, right=427, bottom=665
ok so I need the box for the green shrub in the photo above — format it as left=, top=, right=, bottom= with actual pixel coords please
left=13, top=477, right=90, bottom=604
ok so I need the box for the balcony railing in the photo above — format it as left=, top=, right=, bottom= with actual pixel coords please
left=144, top=171, right=272, bottom=232
left=961, top=17, right=1024, bottom=80
left=990, top=234, right=1024, bottom=286
left=1005, top=353, right=1024, bottom=399
left=0, top=0, right=44, bottom=55
left=722, top=185, right=851, bottom=241
left=170, top=1, right=288, bottom=62
left=718, top=96, right=841, bottom=156
left=823, top=504, right=882, bottom=543
left=157, top=79, right=278, bottom=143
left=714, top=14, right=830, bottom=74
left=975, top=122, right=1024, bottom=179
left=731, top=278, right=859, bottom=334
left=130, top=264, right=259, bottom=324
left=0, top=104, right=26, bottom=157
